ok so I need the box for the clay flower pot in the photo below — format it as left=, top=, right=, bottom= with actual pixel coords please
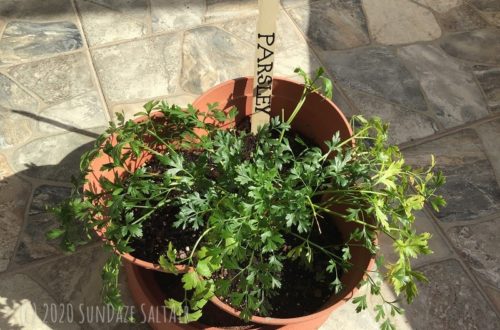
left=124, top=77, right=375, bottom=329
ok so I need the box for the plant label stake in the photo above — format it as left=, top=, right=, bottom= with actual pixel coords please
left=251, top=0, right=280, bottom=134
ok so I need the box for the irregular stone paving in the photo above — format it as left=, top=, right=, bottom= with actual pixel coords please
left=0, top=0, right=500, bottom=329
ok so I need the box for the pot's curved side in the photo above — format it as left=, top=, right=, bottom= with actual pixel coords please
left=192, top=77, right=374, bottom=328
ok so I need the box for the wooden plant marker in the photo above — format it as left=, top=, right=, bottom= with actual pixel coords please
left=251, top=0, right=280, bottom=134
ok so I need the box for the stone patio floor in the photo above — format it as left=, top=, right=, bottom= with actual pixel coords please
left=0, top=0, right=499, bottom=329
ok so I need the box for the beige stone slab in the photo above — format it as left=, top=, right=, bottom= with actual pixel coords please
left=0, top=0, right=76, bottom=22
left=414, top=0, right=462, bottom=13
left=151, top=0, right=205, bottom=33
left=181, top=26, right=253, bottom=94
left=205, top=0, right=258, bottom=23
left=76, top=0, right=147, bottom=47
left=0, top=154, right=30, bottom=272
left=363, top=0, right=441, bottom=45
left=92, top=33, right=182, bottom=103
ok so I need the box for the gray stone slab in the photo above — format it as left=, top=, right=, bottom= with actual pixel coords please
left=288, top=0, right=369, bottom=51
left=76, top=0, right=147, bottom=46
left=468, top=0, right=500, bottom=11
left=181, top=26, right=253, bottom=94
left=404, top=129, right=500, bottom=222
left=414, top=0, right=462, bottom=13
left=437, top=4, right=489, bottom=32
left=217, top=10, right=305, bottom=50
left=151, top=0, right=205, bottom=33
left=344, top=89, right=438, bottom=145
left=440, top=28, right=500, bottom=65
left=0, top=273, right=79, bottom=330
left=0, top=0, right=75, bottom=22
left=281, top=0, right=321, bottom=8
left=274, top=44, right=321, bottom=78
left=14, top=213, right=63, bottom=264
left=473, top=65, right=500, bottom=111
left=0, top=154, right=31, bottom=272
left=38, top=92, right=108, bottom=134
left=205, top=0, right=258, bottom=23
left=319, top=46, right=428, bottom=112
left=11, top=129, right=103, bottom=182
left=404, top=259, right=499, bottom=330
left=7, top=53, right=95, bottom=105
left=29, top=185, right=72, bottom=215
left=0, top=21, right=83, bottom=66
left=363, top=0, right=441, bottom=45
left=92, top=33, right=182, bottom=103
left=448, top=220, right=500, bottom=288
left=398, top=44, right=489, bottom=128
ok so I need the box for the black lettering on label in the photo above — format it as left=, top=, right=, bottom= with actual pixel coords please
left=257, top=62, right=273, bottom=76
left=257, top=74, right=272, bottom=85
left=257, top=33, right=275, bottom=46
left=257, top=44, right=274, bottom=62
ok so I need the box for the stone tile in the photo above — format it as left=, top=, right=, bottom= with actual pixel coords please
left=205, top=0, right=258, bottom=23
left=414, top=0, right=462, bottom=13
left=398, top=44, right=488, bottom=128
left=0, top=108, right=33, bottom=149
left=92, top=33, right=182, bottom=103
left=404, top=259, right=499, bottom=329
left=217, top=10, right=305, bottom=50
left=151, top=0, right=205, bottom=33
left=14, top=213, right=63, bottom=265
left=0, top=0, right=75, bottom=22
left=274, top=44, right=321, bottom=78
left=0, top=154, right=31, bottom=272
left=319, top=47, right=427, bottom=112
left=38, top=92, right=108, bottom=134
left=111, top=93, right=198, bottom=121
left=29, top=185, right=72, bottom=215
left=481, top=11, right=500, bottom=27
left=476, top=120, right=500, bottom=185
left=363, top=0, right=441, bottom=45
left=440, top=28, right=500, bottom=65
left=29, top=246, right=109, bottom=305
left=76, top=0, right=147, bottom=47
left=344, top=89, right=438, bottom=145
left=437, top=4, right=489, bottom=32
left=473, top=65, right=500, bottom=111
left=403, top=129, right=500, bottom=222
left=11, top=129, right=102, bottom=182
left=468, top=0, right=500, bottom=11
left=0, top=273, right=79, bottom=330
left=448, top=220, right=499, bottom=288
left=0, top=73, right=38, bottom=111
left=0, top=21, right=83, bottom=66
left=0, top=73, right=38, bottom=148
left=281, top=0, right=321, bottom=8
left=7, top=53, right=95, bottom=105
left=288, top=0, right=369, bottom=51
left=378, top=211, right=451, bottom=267
left=181, top=26, right=253, bottom=94
left=84, top=0, right=149, bottom=21
left=482, top=283, right=500, bottom=313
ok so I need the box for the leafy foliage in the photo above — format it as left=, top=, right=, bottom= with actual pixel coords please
left=48, top=68, right=445, bottom=329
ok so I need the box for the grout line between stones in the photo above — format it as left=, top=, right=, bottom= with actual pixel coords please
left=70, top=0, right=111, bottom=122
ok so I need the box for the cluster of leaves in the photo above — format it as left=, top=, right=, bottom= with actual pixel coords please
left=49, top=68, right=445, bottom=329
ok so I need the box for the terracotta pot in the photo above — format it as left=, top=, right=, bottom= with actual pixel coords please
left=124, top=77, right=375, bottom=329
